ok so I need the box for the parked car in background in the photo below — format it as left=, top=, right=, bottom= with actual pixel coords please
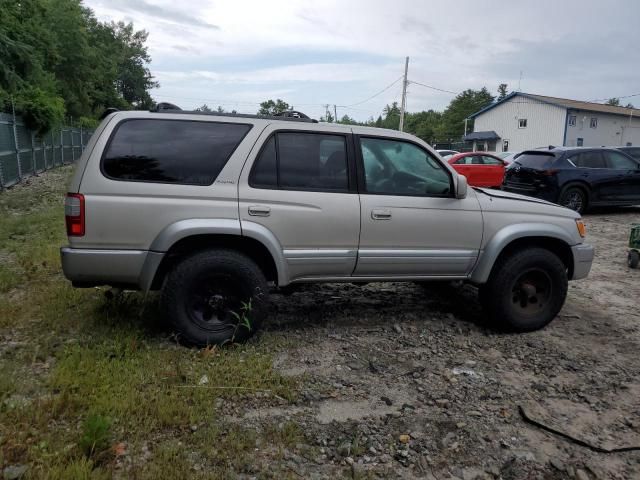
left=436, top=149, right=459, bottom=158
left=616, top=146, right=640, bottom=162
left=503, top=147, right=640, bottom=213
left=447, top=152, right=506, bottom=188
left=496, top=151, right=519, bottom=165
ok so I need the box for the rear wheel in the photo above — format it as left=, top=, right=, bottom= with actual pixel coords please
left=161, top=249, right=268, bottom=346
left=559, top=186, right=588, bottom=214
left=629, top=250, right=640, bottom=269
left=480, top=247, right=568, bottom=332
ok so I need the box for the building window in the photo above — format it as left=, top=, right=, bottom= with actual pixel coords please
left=577, top=138, right=584, bottom=147
left=568, top=115, right=576, bottom=127
left=503, top=140, right=509, bottom=152
left=590, top=117, right=598, bottom=128
left=518, top=118, right=527, bottom=128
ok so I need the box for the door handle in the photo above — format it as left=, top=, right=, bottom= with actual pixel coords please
left=371, top=209, right=392, bottom=220
left=248, top=205, right=271, bottom=217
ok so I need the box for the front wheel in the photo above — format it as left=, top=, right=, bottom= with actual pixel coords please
left=629, top=250, right=640, bottom=269
left=160, top=249, right=268, bottom=346
left=480, top=248, right=568, bottom=332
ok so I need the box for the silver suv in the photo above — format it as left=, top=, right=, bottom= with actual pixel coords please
left=61, top=108, right=594, bottom=346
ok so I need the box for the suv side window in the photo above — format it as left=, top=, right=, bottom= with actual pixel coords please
left=572, top=151, right=606, bottom=169
left=359, top=137, right=451, bottom=196
left=250, top=132, right=349, bottom=192
left=102, top=119, right=251, bottom=185
left=605, top=151, right=638, bottom=169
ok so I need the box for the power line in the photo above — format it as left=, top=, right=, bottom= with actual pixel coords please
left=407, top=80, right=459, bottom=95
left=337, top=76, right=404, bottom=108
left=590, top=92, right=640, bottom=102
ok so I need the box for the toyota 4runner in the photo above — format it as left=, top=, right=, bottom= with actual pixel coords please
left=61, top=107, right=594, bottom=346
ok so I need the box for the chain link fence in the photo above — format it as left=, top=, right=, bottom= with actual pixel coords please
left=0, top=112, right=93, bottom=191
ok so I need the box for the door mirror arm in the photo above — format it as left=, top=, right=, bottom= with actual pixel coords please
left=456, top=174, right=468, bottom=199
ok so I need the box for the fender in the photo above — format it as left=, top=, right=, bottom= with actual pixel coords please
left=139, top=218, right=288, bottom=292
left=470, top=222, right=577, bottom=284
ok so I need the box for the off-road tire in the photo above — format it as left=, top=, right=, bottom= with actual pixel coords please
left=628, top=250, right=640, bottom=269
left=558, top=185, right=588, bottom=214
left=479, top=247, right=568, bottom=332
left=160, top=249, right=268, bottom=346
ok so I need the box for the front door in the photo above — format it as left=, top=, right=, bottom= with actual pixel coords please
left=354, top=136, right=483, bottom=277
left=238, top=126, right=360, bottom=282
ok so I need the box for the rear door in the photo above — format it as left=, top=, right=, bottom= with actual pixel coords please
left=569, top=151, right=620, bottom=202
left=481, top=155, right=506, bottom=187
left=238, top=125, right=361, bottom=282
left=603, top=150, right=640, bottom=202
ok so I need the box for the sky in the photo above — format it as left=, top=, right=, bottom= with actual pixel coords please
left=84, top=0, right=640, bottom=121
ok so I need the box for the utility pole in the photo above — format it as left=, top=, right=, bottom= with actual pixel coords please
left=399, top=56, right=409, bottom=132
left=333, top=104, right=337, bottom=123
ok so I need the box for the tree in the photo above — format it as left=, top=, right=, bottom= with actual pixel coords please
left=380, top=102, right=401, bottom=130
left=497, top=83, right=509, bottom=100
left=606, top=98, right=620, bottom=106
left=337, top=114, right=358, bottom=125
left=195, top=104, right=212, bottom=112
left=0, top=0, right=157, bottom=132
left=258, top=99, right=290, bottom=115
left=436, top=88, right=495, bottom=139
left=404, top=109, right=443, bottom=141
left=626, top=103, right=635, bottom=109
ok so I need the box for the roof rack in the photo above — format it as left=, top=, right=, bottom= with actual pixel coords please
left=149, top=103, right=317, bottom=123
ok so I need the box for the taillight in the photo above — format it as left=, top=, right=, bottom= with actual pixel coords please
left=65, top=193, right=85, bottom=237
left=542, top=169, right=559, bottom=176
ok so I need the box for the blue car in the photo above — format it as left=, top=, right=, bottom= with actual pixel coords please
left=503, top=147, right=640, bottom=213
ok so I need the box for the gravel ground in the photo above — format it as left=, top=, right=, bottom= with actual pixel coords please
left=230, top=207, right=640, bottom=479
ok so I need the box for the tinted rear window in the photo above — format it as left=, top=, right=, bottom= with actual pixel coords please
left=513, top=153, right=555, bottom=169
left=102, top=119, right=251, bottom=185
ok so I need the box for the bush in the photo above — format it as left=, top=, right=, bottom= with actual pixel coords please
left=16, top=87, right=65, bottom=134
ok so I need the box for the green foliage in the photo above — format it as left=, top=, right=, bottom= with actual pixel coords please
left=258, top=99, right=290, bottom=115
left=0, top=0, right=157, bottom=132
left=436, top=88, right=495, bottom=139
left=79, top=414, right=111, bottom=458
left=498, top=83, right=509, bottom=100
left=15, top=87, right=65, bottom=134
left=606, top=97, right=620, bottom=106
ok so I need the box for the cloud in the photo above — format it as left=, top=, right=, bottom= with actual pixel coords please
left=83, top=0, right=640, bottom=120
left=91, top=0, right=219, bottom=31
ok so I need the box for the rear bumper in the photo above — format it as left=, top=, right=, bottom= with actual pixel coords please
left=60, top=247, right=153, bottom=289
left=571, top=243, right=594, bottom=280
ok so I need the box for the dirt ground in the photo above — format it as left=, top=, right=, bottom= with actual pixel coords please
left=236, top=207, right=640, bottom=479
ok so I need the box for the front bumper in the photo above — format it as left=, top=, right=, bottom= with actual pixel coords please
left=570, top=243, right=594, bottom=280
left=60, top=247, right=157, bottom=289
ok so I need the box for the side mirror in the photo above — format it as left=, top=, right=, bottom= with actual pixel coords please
left=456, top=174, right=468, bottom=199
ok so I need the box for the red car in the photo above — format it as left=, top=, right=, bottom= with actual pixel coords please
left=447, top=152, right=506, bottom=188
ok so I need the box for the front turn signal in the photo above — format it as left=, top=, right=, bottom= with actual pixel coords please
left=576, top=220, right=586, bottom=238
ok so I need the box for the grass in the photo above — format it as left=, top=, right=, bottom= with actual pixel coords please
left=0, top=168, right=301, bottom=478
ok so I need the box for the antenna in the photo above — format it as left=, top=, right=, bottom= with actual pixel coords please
left=518, top=71, right=523, bottom=92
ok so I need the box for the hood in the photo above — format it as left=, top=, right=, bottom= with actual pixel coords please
left=472, top=187, right=579, bottom=219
